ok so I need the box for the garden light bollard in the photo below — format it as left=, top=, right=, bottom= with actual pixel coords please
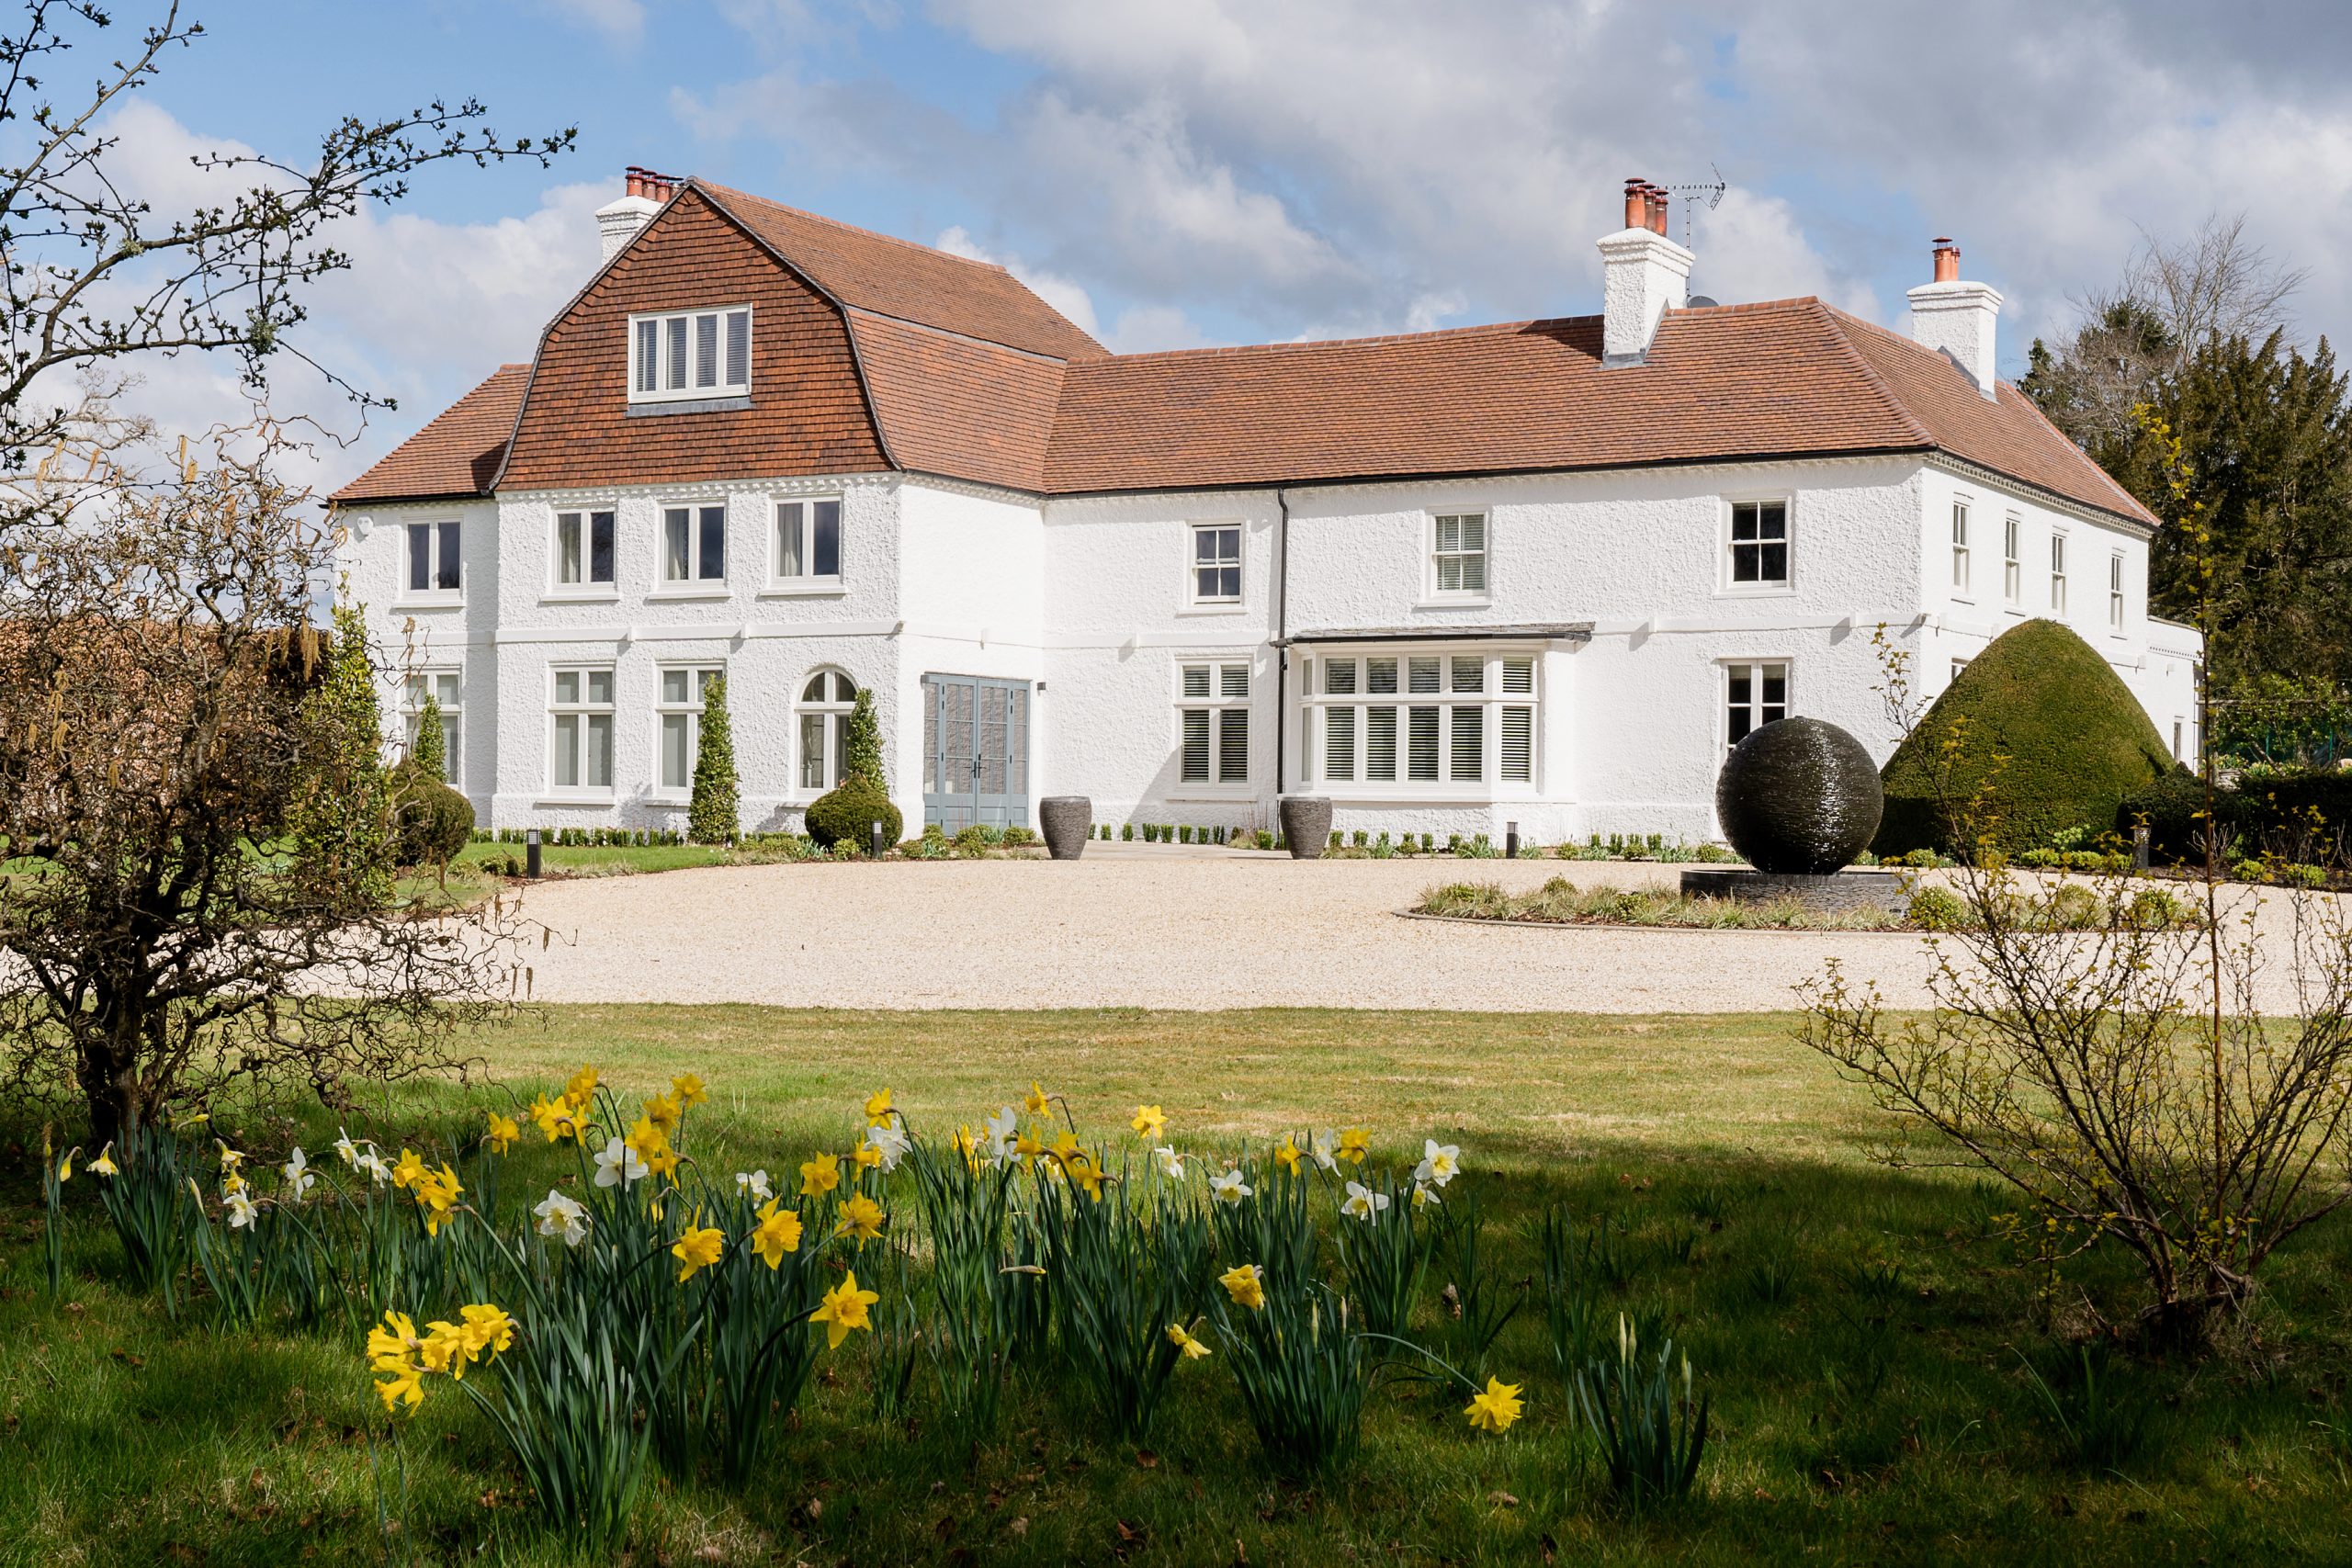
left=526, top=828, right=541, bottom=879
left=870, top=819, right=885, bottom=859
left=2133, top=823, right=2151, bottom=870
left=1506, top=820, right=1519, bottom=859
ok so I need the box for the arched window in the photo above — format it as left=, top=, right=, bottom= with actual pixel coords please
left=797, top=668, right=858, bottom=791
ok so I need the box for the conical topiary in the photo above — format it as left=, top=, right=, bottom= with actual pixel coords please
left=841, top=687, right=884, bottom=785
left=687, top=675, right=741, bottom=844
left=412, top=690, right=447, bottom=780
left=1876, top=617, right=2175, bottom=857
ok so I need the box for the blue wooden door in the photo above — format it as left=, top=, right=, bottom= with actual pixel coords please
left=922, top=674, right=1030, bottom=832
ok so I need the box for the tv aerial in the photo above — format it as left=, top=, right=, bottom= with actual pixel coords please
left=1661, top=164, right=1728, bottom=304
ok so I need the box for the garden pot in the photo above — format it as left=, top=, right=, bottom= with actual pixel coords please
left=1279, top=796, right=1332, bottom=860
left=1038, top=795, right=1092, bottom=861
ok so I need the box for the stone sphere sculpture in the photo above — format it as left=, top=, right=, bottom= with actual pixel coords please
left=1714, top=716, right=1883, bottom=874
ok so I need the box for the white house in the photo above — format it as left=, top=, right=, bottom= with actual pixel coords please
left=334, top=171, right=2202, bottom=845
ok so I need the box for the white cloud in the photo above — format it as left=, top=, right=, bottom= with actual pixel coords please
left=1689, top=190, right=1881, bottom=322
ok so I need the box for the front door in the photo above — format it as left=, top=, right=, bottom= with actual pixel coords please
left=922, top=674, right=1031, bottom=832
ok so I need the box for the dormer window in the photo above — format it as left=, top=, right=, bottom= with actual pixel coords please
left=629, top=307, right=751, bottom=402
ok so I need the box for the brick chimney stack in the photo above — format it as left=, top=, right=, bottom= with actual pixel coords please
left=595, top=166, right=674, bottom=263
left=1599, top=176, right=1692, bottom=365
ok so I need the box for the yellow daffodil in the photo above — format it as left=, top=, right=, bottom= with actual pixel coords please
left=483, top=1111, right=519, bottom=1155
left=216, top=1139, right=244, bottom=1173
left=1218, top=1262, right=1266, bottom=1311
left=459, top=1303, right=515, bottom=1357
left=417, top=1318, right=470, bottom=1377
left=625, top=1115, right=669, bottom=1166
left=834, top=1192, right=887, bottom=1245
left=853, top=1140, right=883, bottom=1171
left=390, top=1148, right=425, bottom=1190
left=1167, top=1321, right=1212, bottom=1359
left=673, top=1221, right=725, bottom=1282
left=88, top=1143, right=117, bottom=1178
left=810, top=1269, right=881, bottom=1348
left=1024, top=1081, right=1050, bottom=1117
left=1063, top=1149, right=1107, bottom=1201
left=670, top=1072, right=707, bottom=1110
left=750, top=1199, right=803, bottom=1267
left=642, top=1091, right=682, bottom=1134
left=1013, top=1126, right=1046, bottom=1168
left=527, top=1094, right=574, bottom=1144
left=1273, top=1135, right=1302, bottom=1175
left=366, top=1308, right=422, bottom=1371
left=1131, top=1104, right=1167, bottom=1140
left=55, top=1149, right=73, bottom=1182
left=800, top=1150, right=841, bottom=1197
left=375, top=1361, right=424, bottom=1414
left=1337, top=1127, right=1371, bottom=1166
left=1464, top=1375, right=1524, bottom=1434
left=220, top=1171, right=247, bottom=1198
left=414, top=1165, right=463, bottom=1236
left=563, top=1065, right=600, bottom=1106
left=864, top=1088, right=894, bottom=1127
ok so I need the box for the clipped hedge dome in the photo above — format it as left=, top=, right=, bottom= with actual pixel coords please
left=1876, top=617, right=2174, bottom=857
left=391, top=764, right=474, bottom=870
left=805, top=775, right=902, bottom=851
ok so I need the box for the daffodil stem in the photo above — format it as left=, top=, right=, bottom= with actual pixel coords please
left=1355, top=1331, right=1479, bottom=1395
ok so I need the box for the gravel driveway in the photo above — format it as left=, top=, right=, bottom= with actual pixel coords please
left=504, top=853, right=1950, bottom=1012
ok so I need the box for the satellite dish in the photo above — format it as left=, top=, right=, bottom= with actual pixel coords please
left=1688, top=294, right=1720, bottom=309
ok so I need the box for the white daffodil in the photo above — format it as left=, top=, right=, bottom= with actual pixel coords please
left=1413, top=1140, right=1462, bottom=1189
left=594, top=1135, right=649, bottom=1189
left=534, top=1190, right=591, bottom=1247
left=1341, top=1179, right=1391, bottom=1220
left=983, top=1105, right=1019, bottom=1164
left=334, top=1128, right=360, bottom=1165
left=1209, top=1168, right=1254, bottom=1204
left=865, top=1122, right=911, bottom=1173
left=354, top=1148, right=390, bottom=1185
left=1412, top=1180, right=1442, bottom=1209
left=1154, top=1145, right=1186, bottom=1180
left=1310, top=1130, right=1339, bottom=1172
left=225, top=1190, right=259, bottom=1229
left=281, top=1145, right=316, bottom=1201
left=735, top=1168, right=774, bottom=1201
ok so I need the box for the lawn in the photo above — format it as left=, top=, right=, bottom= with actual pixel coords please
left=5, top=1007, right=2350, bottom=1565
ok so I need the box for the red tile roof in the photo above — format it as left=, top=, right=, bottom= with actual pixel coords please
left=845, top=311, right=1065, bottom=493
left=330, top=365, right=527, bottom=505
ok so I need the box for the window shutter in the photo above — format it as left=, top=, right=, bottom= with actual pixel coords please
left=1408, top=707, right=1440, bottom=780
left=1221, top=663, right=1250, bottom=698
left=1366, top=706, right=1397, bottom=780
left=636, top=320, right=658, bottom=393
left=1324, top=660, right=1357, bottom=695
left=1502, top=706, right=1532, bottom=781
left=1450, top=655, right=1483, bottom=694
left=665, top=316, right=688, bottom=389
left=1182, top=665, right=1211, bottom=699
left=1181, top=710, right=1210, bottom=782
left=1502, top=657, right=1532, bottom=694
left=1460, top=514, right=1486, bottom=553
left=1218, top=709, right=1249, bottom=782
left=725, top=310, right=750, bottom=386
left=1408, top=657, right=1440, bottom=694
left=1324, top=707, right=1355, bottom=779
left=1367, top=658, right=1397, bottom=694
left=695, top=313, right=718, bottom=388
left=1450, top=705, right=1482, bottom=781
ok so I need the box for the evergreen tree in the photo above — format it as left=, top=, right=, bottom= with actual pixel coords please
left=688, top=675, right=741, bottom=844
left=288, top=602, right=394, bottom=904
left=412, top=690, right=448, bottom=780
left=842, top=687, right=886, bottom=786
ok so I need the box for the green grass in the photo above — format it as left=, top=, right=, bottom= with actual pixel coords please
left=7, top=1007, right=2352, bottom=1564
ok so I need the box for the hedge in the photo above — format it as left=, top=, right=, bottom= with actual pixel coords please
left=2120, top=767, right=2352, bottom=863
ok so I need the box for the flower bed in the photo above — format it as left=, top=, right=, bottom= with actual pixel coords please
left=1414, top=875, right=2204, bottom=933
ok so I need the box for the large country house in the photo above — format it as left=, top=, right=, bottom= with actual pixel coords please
left=333, top=170, right=2202, bottom=844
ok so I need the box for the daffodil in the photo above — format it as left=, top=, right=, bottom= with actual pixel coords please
left=671, top=1072, right=707, bottom=1110
left=528, top=1094, right=575, bottom=1144
left=390, top=1148, right=425, bottom=1190
left=533, top=1190, right=590, bottom=1247
left=1024, top=1080, right=1051, bottom=1117
left=625, top=1115, right=669, bottom=1168
left=1013, top=1126, right=1046, bottom=1168
left=354, top=1149, right=390, bottom=1185
left=672, top=1222, right=725, bottom=1282
left=1063, top=1149, right=1107, bottom=1201
left=642, top=1091, right=682, bottom=1134
left=1131, top=1104, right=1167, bottom=1140
left=483, top=1111, right=520, bottom=1156
left=281, top=1145, right=316, bottom=1201
left=810, top=1269, right=881, bottom=1348
left=1273, top=1135, right=1302, bottom=1175
left=88, top=1143, right=117, bottom=1178
left=220, top=1171, right=247, bottom=1198
left=865, top=1122, right=911, bottom=1173
left=375, top=1361, right=424, bottom=1414
left=1337, top=1127, right=1370, bottom=1166
left=414, top=1165, right=464, bottom=1235
left=750, top=1199, right=803, bottom=1267
left=864, top=1087, right=895, bottom=1126
left=334, top=1129, right=360, bottom=1165
left=562, top=1065, right=600, bottom=1107
left=459, top=1303, right=515, bottom=1356
left=225, top=1189, right=258, bottom=1229
left=1464, top=1375, right=1524, bottom=1434
left=983, top=1105, right=1019, bottom=1164
left=416, top=1319, right=469, bottom=1376
left=1411, top=1180, right=1442, bottom=1210
left=1167, top=1321, right=1212, bottom=1359
left=853, top=1140, right=882, bottom=1171
left=1340, top=1179, right=1390, bottom=1221
left=1218, top=1262, right=1266, bottom=1311
left=1413, top=1139, right=1461, bottom=1188
left=1209, top=1168, right=1253, bottom=1205
left=366, top=1309, right=423, bottom=1370
left=800, top=1151, right=841, bottom=1197
left=735, top=1168, right=774, bottom=1201
left=594, top=1135, right=649, bottom=1189
left=834, top=1192, right=887, bottom=1245
left=216, top=1139, right=244, bottom=1173
left=54, top=1148, right=73, bottom=1182
left=1154, top=1145, right=1186, bottom=1180
left=1310, top=1130, right=1339, bottom=1171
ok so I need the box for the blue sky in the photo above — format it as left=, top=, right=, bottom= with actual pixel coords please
left=105, top=0, right=2352, bottom=491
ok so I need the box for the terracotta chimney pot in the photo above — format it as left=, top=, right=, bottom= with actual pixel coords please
left=1932, top=236, right=1960, bottom=283
left=1624, top=177, right=1645, bottom=231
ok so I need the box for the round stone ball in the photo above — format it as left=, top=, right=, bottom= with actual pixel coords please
left=1713, top=716, right=1883, bottom=874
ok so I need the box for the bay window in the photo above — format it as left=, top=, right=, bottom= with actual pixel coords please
left=1308, top=647, right=1536, bottom=792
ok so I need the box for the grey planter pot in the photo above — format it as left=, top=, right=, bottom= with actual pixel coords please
left=1038, top=795, right=1092, bottom=861
left=1279, top=796, right=1332, bottom=860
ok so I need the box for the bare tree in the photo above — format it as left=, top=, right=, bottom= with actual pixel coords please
left=0, top=414, right=522, bottom=1142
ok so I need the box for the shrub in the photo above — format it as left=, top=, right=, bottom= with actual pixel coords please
left=840, top=687, right=885, bottom=786
left=805, top=776, right=901, bottom=851
left=2122, top=887, right=2187, bottom=930
left=1123, top=823, right=1135, bottom=841
left=687, top=676, right=741, bottom=845
left=1001, top=825, right=1039, bottom=847
left=1906, top=885, right=1969, bottom=931
left=1255, top=830, right=1274, bottom=851
left=2048, top=884, right=2104, bottom=931
left=1877, top=618, right=2175, bottom=858
left=391, top=762, right=473, bottom=873
left=2018, top=848, right=2062, bottom=870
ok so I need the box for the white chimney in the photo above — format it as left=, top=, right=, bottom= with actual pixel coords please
left=594, top=166, right=673, bottom=263
left=1598, top=178, right=1692, bottom=366
left=1906, top=238, right=2002, bottom=399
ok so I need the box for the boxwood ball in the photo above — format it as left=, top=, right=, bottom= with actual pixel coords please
left=1714, top=716, right=1883, bottom=874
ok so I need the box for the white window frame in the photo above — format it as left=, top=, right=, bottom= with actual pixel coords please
left=1722, top=659, right=1791, bottom=750
left=401, top=519, right=463, bottom=604
left=402, top=668, right=463, bottom=789
left=2050, top=531, right=2069, bottom=615
left=1173, top=659, right=1252, bottom=795
left=1426, top=511, right=1490, bottom=602
left=2108, top=551, right=2127, bottom=634
left=549, top=504, right=619, bottom=599
left=1721, top=497, right=1792, bottom=595
left=655, top=500, right=729, bottom=593
left=2002, top=513, right=2022, bottom=607
left=1950, top=499, right=1973, bottom=598
left=794, top=667, right=858, bottom=796
left=768, top=495, right=845, bottom=594
left=1303, top=645, right=1540, bottom=800
left=546, top=666, right=616, bottom=799
left=1188, top=522, right=1243, bottom=608
left=654, top=664, right=725, bottom=798
left=628, top=305, right=752, bottom=404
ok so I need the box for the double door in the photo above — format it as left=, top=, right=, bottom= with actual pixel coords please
left=921, top=674, right=1030, bottom=832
